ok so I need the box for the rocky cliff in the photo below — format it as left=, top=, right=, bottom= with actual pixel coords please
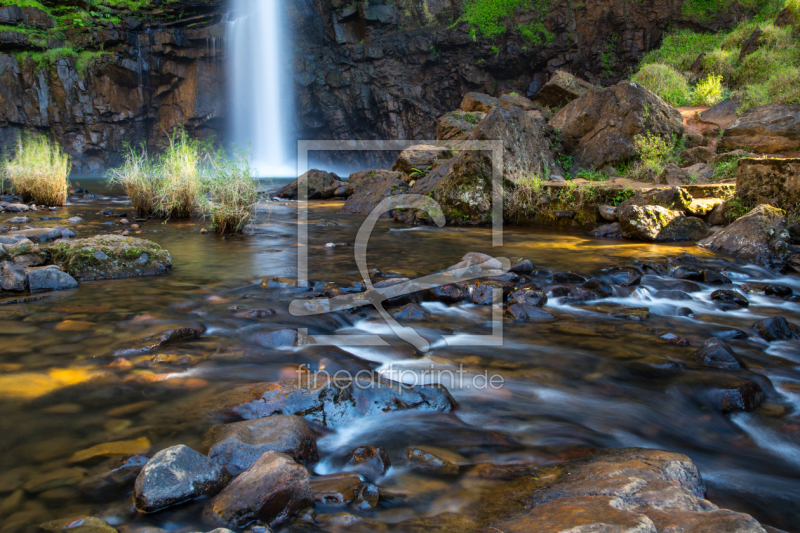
left=0, top=0, right=749, bottom=172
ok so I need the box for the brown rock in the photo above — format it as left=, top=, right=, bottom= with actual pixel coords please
left=619, top=205, right=708, bottom=242
left=720, top=104, right=800, bottom=153
left=310, top=472, right=362, bottom=505
left=347, top=446, right=391, bottom=479
left=532, top=70, right=595, bottom=109
left=340, top=170, right=408, bottom=215
left=598, top=204, right=618, bottom=221
left=436, top=111, right=486, bottom=141
left=684, top=162, right=715, bottom=183
left=499, top=93, right=539, bottom=111
left=276, top=170, right=340, bottom=200
left=391, top=145, right=453, bottom=174
left=617, top=187, right=692, bottom=213
left=206, top=451, right=312, bottom=527
left=460, top=92, right=499, bottom=113
left=686, top=198, right=723, bottom=216
left=700, top=97, right=742, bottom=130
left=736, top=158, right=800, bottom=218
left=658, top=164, right=690, bottom=186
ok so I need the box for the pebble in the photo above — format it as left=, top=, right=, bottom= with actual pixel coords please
left=200, top=228, right=208, bottom=234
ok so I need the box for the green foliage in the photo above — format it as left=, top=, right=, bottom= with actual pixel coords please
left=556, top=153, right=573, bottom=173
left=693, top=74, right=724, bottom=105
left=199, top=149, right=259, bottom=234
left=632, top=64, right=692, bottom=106
left=459, top=0, right=551, bottom=40
left=640, top=29, right=727, bottom=71
left=1, top=133, right=70, bottom=206
left=572, top=168, right=610, bottom=181
left=519, top=20, right=554, bottom=45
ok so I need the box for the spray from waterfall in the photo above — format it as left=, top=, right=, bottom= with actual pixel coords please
left=228, top=0, right=295, bottom=177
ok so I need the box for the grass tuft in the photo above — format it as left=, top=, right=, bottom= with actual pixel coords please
left=632, top=64, right=693, bottom=106
left=200, top=150, right=259, bottom=234
left=2, top=134, right=70, bottom=206
left=108, top=144, right=160, bottom=217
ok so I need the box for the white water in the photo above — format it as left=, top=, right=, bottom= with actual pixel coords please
left=228, top=0, right=295, bottom=177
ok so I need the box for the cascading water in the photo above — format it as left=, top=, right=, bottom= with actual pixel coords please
left=228, top=0, right=295, bottom=177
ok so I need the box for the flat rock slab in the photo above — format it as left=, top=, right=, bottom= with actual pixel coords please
left=47, top=235, right=172, bottom=281
left=28, top=268, right=78, bottom=293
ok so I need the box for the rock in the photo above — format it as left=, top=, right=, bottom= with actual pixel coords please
left=619, top=205, right=709, bottom=242
left=6, top=216, right=31, bottom=225
left=590, top=222, right=623, bottom=238
left=340, top=170, right=408, bottom=215
left=205, top=416, right=318, bottom=475
left=703, top=269, right=731, bottom=284
left=133, top=445, right=230, bottom=512
left=662, top=280, right=702, bottom=292
left=684, top=162, right=715, bottom=183
left=703, top=378, right=766, bottom=413
left=276, top=170, right=340, bottom=200
left=607, top=268, right=641, bottom=287
left=227, top=376, right=457, bottom=428
left=206, top=451, right=312, bottom=527
left=47, top=236, right=172, bottom=281
left=66, top=217, right=84, bottom=224
left=460, top=92, right=499, bottom=113
left=692, top=338, right=744, bottom=369
left=681, top=146, right=716, bottom=166
left=617, top=187, right=692, bottom=212
left=500, top=93, right=539, bottom=111
left=0, top=261, right=27, bottom=293
left=716, top=329, right=748, bottom=340
left=532, top=70, right=595, bottom=108
left=710, top=289, right=749, bottom=308
left=69, top=437, right=151, bottom=464
left=23, top=468, right=85, bottom=493
left=4, top=203, right=29, bottom=212
left=698, top=205, right=792, bottom=270
left=391, top=145, right=453, bottom=174
left=346, top=446, right=391, bottom=479
left=550, top=271, right=587, bottom=283
left=116, top=327, right=204, bottom=355
left=508, top=288, right=548, bottom=306
left=39, top=517, right=117, bottom=533
left=550, top=81, right=684, bottom=170
left=653, top=290, right=693, bottom=300
left=661, top=333, right=690, bottom=345
left=9, top=226, right=75, bottom=243
left=250, top=328, right=314, bottom=349
left=687, top=198, right=723, bottom=216
left=436, top=111, right=486, bottom=141
left=424, top=283, right=468, bottom=304
left=736, top=158, right=800, bottom=218
left=761, top=284, right=793, bottom=297
left=720, top=104, right=800, bottom=153
left=659, top=164, right=691, bottom=186
left=700, top=97, right=741, bottom=130
left=78, top=454, right=149, bottom=501
left=509, top=259, right=534, bottom=273
left=471, top=281, right=511, bottom=304
left=310, top=472, right=363, bottom=505
left=598, top=204, right=618, bottom=221
left=27, top=268, right=78, bottom=293
left=583, top=278, right=613, bottom=297
left=752, top=316, right=800, bottom=341
left=612, top=307, right=649, bottom=320
left=507, top=303, right=555, bottom=321
left=390, top=303, right=430, bottom=320
left=406, top=446, right=462, bottom=475
left=714, top=149, right=754, bottom=164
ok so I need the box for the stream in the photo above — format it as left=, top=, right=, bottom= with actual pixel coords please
left=1, top=178, right=799, bottom=533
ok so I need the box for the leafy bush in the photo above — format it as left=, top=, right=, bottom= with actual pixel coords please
left=693, top=74, right=724, bottom=105
left=701, top=49, right=737, bottom=82
left=632, top=64, right=692, bottom=106
left=2, top=134, right=70, bottom=206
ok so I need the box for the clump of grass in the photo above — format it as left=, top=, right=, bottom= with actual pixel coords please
left=200, top=150, right=259, bottom=234
left=1, top=134, right=70, bottom=206
left=632, top=64, right=692, bottom=106
left=108, top=144, right=160, bottom=217
left=641, top=29, right=728, bottom=71
left=693, top=74, right=725, bottom=106
left=156, top=129, right=204, bottom=219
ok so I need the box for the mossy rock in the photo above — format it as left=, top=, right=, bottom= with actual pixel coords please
left=46, top=235, right=172, bottom=281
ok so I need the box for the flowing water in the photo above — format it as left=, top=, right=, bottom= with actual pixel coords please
left=1, top=180, right=800, bottom=532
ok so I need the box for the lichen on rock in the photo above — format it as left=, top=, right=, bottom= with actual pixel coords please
left=46, top=235, right=172, bottom=281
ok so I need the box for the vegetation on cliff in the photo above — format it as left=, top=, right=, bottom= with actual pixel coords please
left=1, top=134, right=70, bottom=206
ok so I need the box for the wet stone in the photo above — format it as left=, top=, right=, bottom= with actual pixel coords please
left=116, top=327, right=204, bottom=356
left=69, top=437, right=151, bottom=464
left=671, top=266, right=703, bottom=281
left=390, top=303, right=430, bottom=320
left=310, top=472, right=363, bottom=505
left=28, top=268, right=78, bottom=293
left=662, top=280, right=703, bottom=293
left=612, top=307, right=650, bottom=321
left=507, top=288, right=547, bottom=306
left=715, top=329, right=748, bottom=340
left=710, top=290, right=749, bottom=308
left=661, top=333, right=690, bottom=345
left=654, top=290, right=693, bottom=301
left=607, top=268, right=642, bottom=287
left=204, top=416, right=318, bottom=475
left=761, top=284, right=793, bottom=297
left=406, top=446, right=462, bottom=476
left=583, top=278, right=613, bottom=297
left=507, top=303, right=555, bottom=321
left=549, top=271, right=588, bottom=284
left=509, top=259, right=533, bottom=273
left=40, top=516, right=117, bottom=533
left=703, top=269, right=732, bottom=284
left=133, top=445, right=230, bottom=513
left=424, top=283, right=467, bottom=303
left=78, top=454, right=149, bottom=501
left=471, top=281, right=512, bottom=305
left=250, top=328, right=314, bottom=349
left=753, top=317, right=800, bottom=341
left=692, top=338, right=744, bottom=369
left=346, top=446, right=391, bottom=480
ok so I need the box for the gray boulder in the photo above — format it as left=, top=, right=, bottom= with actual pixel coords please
left=532, top=70, right=594, bottom=109
left=340, top=170, right=408, bottom=216
left=276, top=170, right=340, bottom=200
left=620, top=205, right=709, bottom=242
left=27, top=267, right=78, bottom=293
left=391, top=145, right=453, bottom=174
left=0, top=261, right=27, bottom=293
left=133, top=445, right=231, bottom=513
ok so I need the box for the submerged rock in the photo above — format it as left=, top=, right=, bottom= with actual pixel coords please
left=406, top=446, right=463, bottom=476
left=47, top=235, right=172, bottom=281
left=78, top=454, right=149, bottom=501
left=692, top=338, right=745, bottom=369
left=506, top=302, right=555, bottom=321
left=40, top=517, right=117, bottom=533
left=752, top=317, right=800, bottom=341
left=346, top=446, right=391, bottom=480
left=310, top=472, right=363, bottom=505
left=228, top=376, right=457, bottom=428
left=134, top=445, right=230, bottom=513
left=207, top=451, right=312, bottom=527
left=205, top=416, right=318, bottom=475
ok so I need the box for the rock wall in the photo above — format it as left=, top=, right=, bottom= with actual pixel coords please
left=0, top=0, right=746, bottom=172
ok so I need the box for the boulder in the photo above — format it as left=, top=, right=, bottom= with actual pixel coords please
left=698, top=205, right=792, bottom=270
left=4, top=203, right=28, bottom=212
left=78, top=454, right=149, bottom=501
left=703, top=377, right=766, bottom=413
left=206, top=451, right=312, bottom=527
left=720, top=104, right=800, bottom=153
left=618, top=187, right=692, bottom=213
left=700, top=97, right=741, bottom=130
left=460, top=92, right=499, bottom=113
left=607, top=268, right=641, bottom=287
left=0, top=260, right=27, bottom=293
left=9, top=226, right=75, bottom=243
left=509, top=259, right=534, bottom=273
left=506, top=302, right=555, bottom=320
left=227, top=376, right=456, bottom=428
left=532, top=70, right=594, bottom=108
left=590, top=222, right=623, bottom=238
left=707, top=200, right=730, bottom=226
left=436, top=111, right=486, bottom=141
left=133, top=445, right=230, bottom=513
left=710, top=289, right=749, bottom=308
left=47, top=235, right=172, bottom=281
left=598, top=204, right=617, bottom=221
left=205, top=416, right=318, bottom=475
left=736, top=158, right=800, bottom=218
left=499, top=93, right=539, bottom=111
left=692, top=338, right=744, bottom=369
left=346, top=446, right=391, bottom=479
left=27, top=268, right=78, bottom=293
left=550, top=81, right=684, bottom=170
left=340, top=171, right=408, bottom=216
left=619, top=205, right=708, bottom=242
left=391, top=145, right=453, bottom=174
left=684, top=162, right=715, bottom=183
left=658, top=164, right=691, bottom=186
left=752, top=316, right=799, bottom=341
left=276, top=170, right=340, bottom=200
left=686, top=198, right=723, bottom=216
left=681, top=146, right=715, bottom=166
left=310, top=472, right=363, bottom=505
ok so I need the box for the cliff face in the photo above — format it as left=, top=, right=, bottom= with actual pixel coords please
left=0, top=0, right=743, bottom=172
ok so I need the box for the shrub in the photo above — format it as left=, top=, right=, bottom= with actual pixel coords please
left=640, top=29, right=727, bottom=71
left=461, top=0, right=526, bottom=38
left=108, top=144, right=160, bottom=217
left=632, top=64, right=692, bottom=106
left=701, top=49, right=737, bottom=82
left=2, top=134, right=70, bottom=206
left=693, top=74, right=724, bottom=106
left=200, top=150, right=259, bottom=234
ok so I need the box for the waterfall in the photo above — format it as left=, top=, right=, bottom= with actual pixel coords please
left=228, top=0, right=295, bottom=177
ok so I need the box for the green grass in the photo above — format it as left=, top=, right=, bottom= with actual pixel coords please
left=640, top=29, right=728, bottom=71
left=200, top=150, right=260, bottom=234
left=632, top=64, right=692, bottom=106
left=2, top=134, right=70, bottom=206
left=108, top=144, right=160, bottom=217
left=457, top=0, right=552, bottom=40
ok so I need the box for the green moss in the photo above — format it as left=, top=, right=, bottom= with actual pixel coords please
left=457, top=0, right=552, bottom=40
left=16, top=48, right=112, bottom=75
